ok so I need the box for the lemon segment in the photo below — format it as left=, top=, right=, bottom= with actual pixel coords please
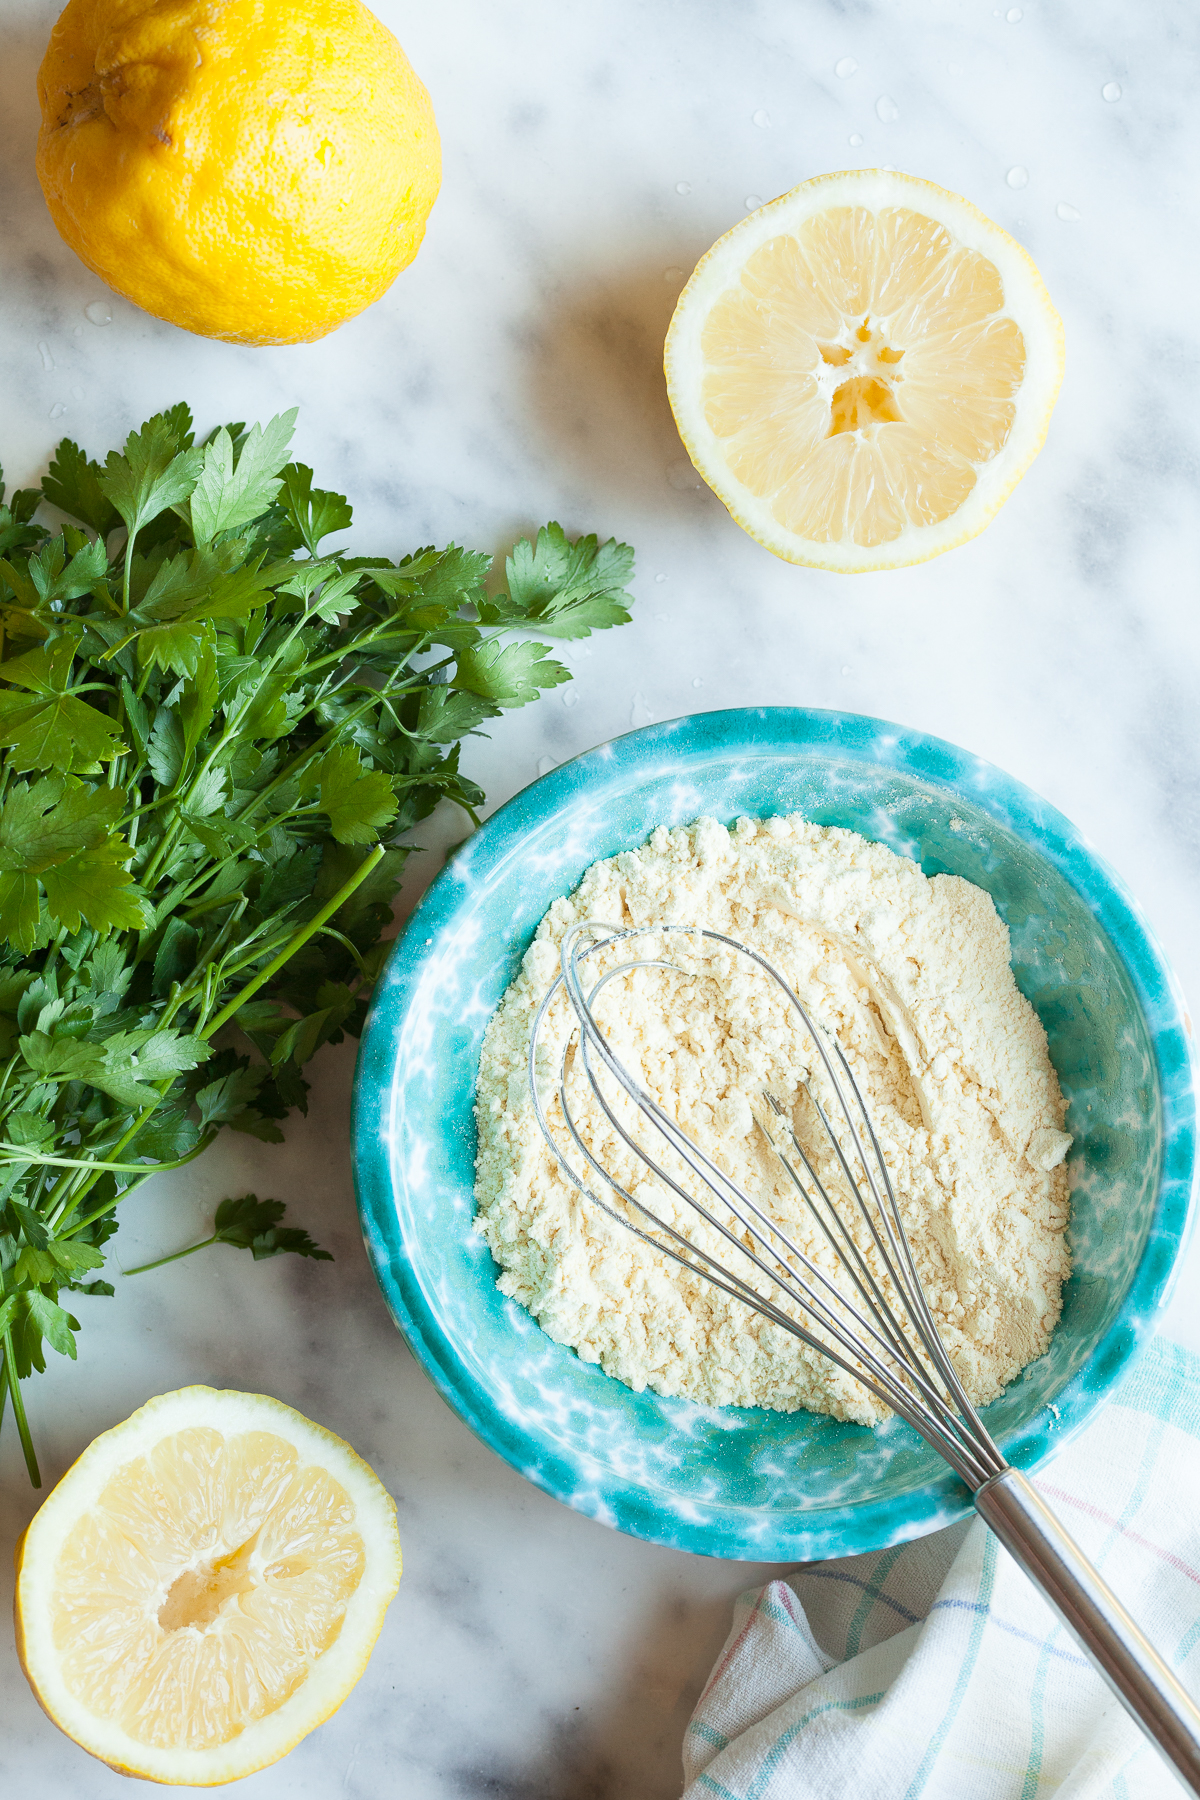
left=665, top=170, right=1065, bottom=571
left=15, top=1387, right=401, bottom=1785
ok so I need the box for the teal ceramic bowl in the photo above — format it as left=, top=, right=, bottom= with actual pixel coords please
left=352, top=709, right=1197, bottom=1561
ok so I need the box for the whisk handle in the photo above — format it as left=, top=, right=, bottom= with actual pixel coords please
left=975, top=1467, right=1200, bottom=1796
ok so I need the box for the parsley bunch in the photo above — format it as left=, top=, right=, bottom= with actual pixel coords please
left=0, top=403, right=634, bottom=1484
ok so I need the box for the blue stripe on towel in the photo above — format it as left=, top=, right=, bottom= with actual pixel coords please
left=689, top=1720, right=729, bottom=1751
left=903, top=1534, right=1000, bottom=1800
left=1018, top=1640, right=1053, bottom=1800
left=802, top=1566, right=921, bottom=1626
left=734, top=1691, right=887, bottom=1800
left=929, top=1597, right=1089, bottom=1667
left=845, top=1544, right=908, bottom=1659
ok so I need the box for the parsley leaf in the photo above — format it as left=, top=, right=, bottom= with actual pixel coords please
left=302, top=745, right=398, bottom=844
left=452, top=638, right=571, bottom=707
left=125, top=1194, right=331, bottom=1272
left=479, top=523, right=636, bottom=639
left=211, top=1194, right=332, bottom=1261
left=275, top=464, right=353, bottom=556
left=189, top=412, right=297, bottom=545
left=0, top=777, right=147, bottom=946
left=26, top=533, right=109, bottom=606
left=0, top=474, right=45, bottom=560
left=40, top=439, right=121, bottom=537
left=40, top=841, right=153, bottom=937
left=0, top=400, right=635, bottom=1485
left=24, top=1291, right=79, bottom=1361
left=371, top=546, right=493, bottom=620
left=100, top=409, right=205, bottom=544
left=415, top=685, right=502, bottom=743
left=0, top=640, right=127, bottom=772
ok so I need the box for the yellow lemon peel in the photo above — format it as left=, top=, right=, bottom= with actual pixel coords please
left=36, top=0, right=441, bottom=345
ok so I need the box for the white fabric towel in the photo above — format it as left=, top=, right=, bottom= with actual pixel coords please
left=684, top=1336, right=1200, bottom=1799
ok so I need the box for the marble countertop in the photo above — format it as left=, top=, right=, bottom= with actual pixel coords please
left=2, top=2, right=1198, bottom=1794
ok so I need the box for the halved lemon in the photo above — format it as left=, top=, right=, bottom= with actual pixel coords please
left=664, top=170, right=1065, bottom=571
left=14, top=1387, right=401, bottom=1785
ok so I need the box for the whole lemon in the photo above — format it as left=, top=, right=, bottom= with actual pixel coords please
left=36, top=0, right=441, bottom=345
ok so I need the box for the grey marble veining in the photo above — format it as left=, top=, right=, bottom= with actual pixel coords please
left=1, top=1, right=1199, bottom=1794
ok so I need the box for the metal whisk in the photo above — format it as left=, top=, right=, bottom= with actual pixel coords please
left=529, top=919, right=1200, bottom=1795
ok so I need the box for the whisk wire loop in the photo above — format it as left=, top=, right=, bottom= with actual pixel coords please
left=532, top=941, right=982, bottom=1468
left=775, top=1082, right=1003, bottom=1478
left=565, top=997, right=979, bottom=1465
left=762, top=1109, right=993, bottom=1477
left=523, top=916, right=1200, bottom=1788
left=531, top=919, right=1005, bottom=1481
left=806, top=1044, right=995, bottom=1440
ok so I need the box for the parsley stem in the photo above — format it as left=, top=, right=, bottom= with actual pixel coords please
left=0, top=1138, right=215, bottom=1175
left=124, top=1236, right=215, bottom=1275
left=222, top=668, right=414, bottom=836
left=55, top=1134, right=217, bottom=1238
left=48, top=848, right=384, bottom=1239
left=1, top=1329, right=41, bottom=1487
left=310, top=926, right=370, bottom=974
left=201, top=844, right=385, bottom=1041
left=0, top=1052, right=22, bottom=1110
left=122, top=530, right=135, bottom=614
left=209, top=920, right=308, bottom=985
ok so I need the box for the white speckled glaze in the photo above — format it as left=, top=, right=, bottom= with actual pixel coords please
left=353, top=709, right=1197, bottom=1560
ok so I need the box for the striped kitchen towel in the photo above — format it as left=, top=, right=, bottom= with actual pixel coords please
left=684, top=1336, right=1200, bottom=1799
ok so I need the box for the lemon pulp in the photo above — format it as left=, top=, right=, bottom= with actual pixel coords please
left=52, top=1426, right=364, bottom=1749
left=666, top=172, right=1064, bottom=571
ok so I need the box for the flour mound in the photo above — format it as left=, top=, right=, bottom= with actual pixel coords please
left=472, top=816, right=1072, bottom=1425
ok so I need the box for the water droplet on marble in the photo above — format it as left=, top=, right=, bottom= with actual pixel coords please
left=1102, top=81, right=1122, bottom=102
left=85, top=300, right=112, bottom=326
left=73, top=325, right=83, bottom=337
left=1056, top=201, right=1080, bottom=221
left=752, top=108, right=770, bottom=127
left=668, top=460, right=702, bottom=492
left=664, top=266, right=685, bottom=284
left=1006, top=165, right=1029, bottom=188
left=745, top=194, right=763, bottom=211
left=655, top=573, right=667, bottom=583
left=1006, top=6, right=1022, bottom=18
left=675, top=180, right=692, bottom=195
left=848, top=132, right=864, bottom=147
left=49, top=402, right=67, bottom=420
left=70, top=385, right=84, bottom=399
left=692, top=677, right=704, bottom=688
left=536, top=755, right=556, bottom=777
left=38, top=341, right=55, bottom=371
left=835, top=57, right=858, bottom=78
left=562, top=688, right=578, bottom=707
left=875, top=94, right=899, bottom=122
left=841, top=665, right=851, bottom=676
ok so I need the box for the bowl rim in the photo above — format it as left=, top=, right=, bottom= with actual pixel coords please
left=351, top=706, right=1198, bottom=1559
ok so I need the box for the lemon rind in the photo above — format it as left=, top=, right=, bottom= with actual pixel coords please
left=664, top=169, right=1066, bottom=573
